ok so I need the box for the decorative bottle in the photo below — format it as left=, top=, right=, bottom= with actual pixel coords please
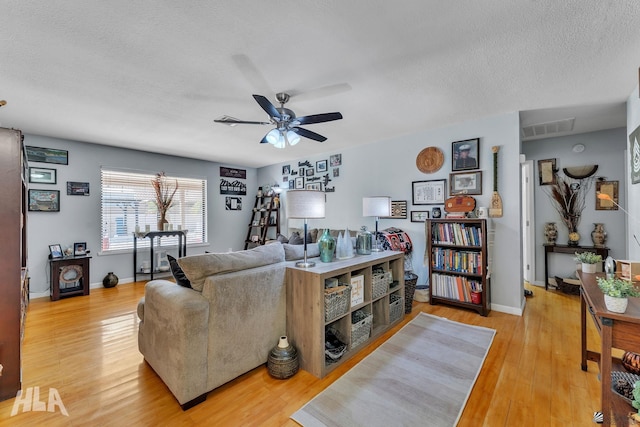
left=356, top=226, right=372, bottom=255
left=318, top=229, right=336, bottom=263
left=267, top=336, right=299, bottom=379
left=102, top=272, right=119, bottom=288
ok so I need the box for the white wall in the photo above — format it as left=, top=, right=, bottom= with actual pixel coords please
left=522, top=128, right=627, bottom=284
left=627, top=85, right=640, bottom=260
left=25, top=134, right=256, bottom=296
left=258, top=112, right=524, bottom=315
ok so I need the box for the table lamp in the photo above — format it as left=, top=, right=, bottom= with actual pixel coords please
left=363, top=196, right=391, bottom=252
left=286, top=190, right=326, bottom=267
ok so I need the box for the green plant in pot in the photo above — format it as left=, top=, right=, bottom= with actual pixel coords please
left=597, top=276, right=640, bottom=314
left=631, top=381, right=640, bottom=424
left=575, top=251, right=602, bottom=273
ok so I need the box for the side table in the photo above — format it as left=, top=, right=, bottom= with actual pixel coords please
left=543, top=244, right=608, bottom=290
left=49, top=256, right=92, bottom=301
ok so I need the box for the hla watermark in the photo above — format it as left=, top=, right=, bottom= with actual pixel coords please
left=11, top=387, right=68, bottom=416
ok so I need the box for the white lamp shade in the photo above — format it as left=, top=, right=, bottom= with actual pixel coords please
left=286, top=190, right=326, bottom=219
left=363, top=196, right=391, bottom=217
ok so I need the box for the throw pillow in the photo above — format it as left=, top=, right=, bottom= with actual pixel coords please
left=167, top=254, right=192, bottom=288
left=288, top=231, right=304, bottom=245
left=276, top=233, right=289, bottom=243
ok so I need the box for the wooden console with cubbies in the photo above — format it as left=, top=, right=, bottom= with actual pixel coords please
left=286, top=251, right=405, bottom=378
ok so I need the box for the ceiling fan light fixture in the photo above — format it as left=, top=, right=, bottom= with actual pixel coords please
left=286, top=130, right=300, bottom=146
left=266, top=129, right=284, bottom=148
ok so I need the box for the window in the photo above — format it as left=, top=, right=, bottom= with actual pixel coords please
left=100, top=169, right=207, bottom=252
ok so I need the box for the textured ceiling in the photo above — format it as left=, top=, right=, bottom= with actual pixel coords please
left=1, top=1, right=638, bottom=168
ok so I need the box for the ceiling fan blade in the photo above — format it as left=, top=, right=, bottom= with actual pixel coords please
left=253, top=95, right=281, bottom=119
left=259, top=133, right=270, bottom=144
left=214, top=116, right=270, bottom=125
left=294, top=112, right=343, bottom=126
left=287, top=83, right=352, bottom=102
left=291, top=127, right=327, bottom=142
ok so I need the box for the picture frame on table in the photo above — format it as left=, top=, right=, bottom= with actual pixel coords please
left=412, top=179, right=446, bottom=205
left=451, top=138, right=479, bottom=171
left=29, top=167, right=57, bottom=184
left=73, top=242, right=87, bottom=256
left=410, top=211, right=430, bottom=222
left=449, top=171, right=482, bottom=195
left=49, top=244, right=64, bottom=259
left=28, top=189, right=60, bottom=212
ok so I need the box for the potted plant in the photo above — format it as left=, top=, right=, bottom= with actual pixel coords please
left=575, top=251, right=603, bottom=273
left=597, top=276, right=640, bottom=313
left=631, top=381, right=640, bottom=425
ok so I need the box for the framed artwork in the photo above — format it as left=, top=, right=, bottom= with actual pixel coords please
left=295, top=177, right=304, bottom=189
left=316, top=160, right=328, bottom=173
left=306, top=168, right=314, bottom=177
left=288, top=180, right=295, bottom=189
left=451, top=138, right=479, bottom=171
left=25, top=146, right=68, bottom=165
left=350, top=274, right=364, bottom=306
left=29, top=167, right=57, bottom=184
left=225, top=196, right=242, bottom=210
left=412, top=179, right=446, bottom=205
left=306, top=182, right=322, bottom=191
left=410, top=211, right=430, bottom=222
left=630, top=125, right=640, bottom=184
left=384, top=200, right=407, bottom=219
left=330, top=153, right=342, bottom=166
left=333, top=168, right=339, bottom=177
left=450, top=171, right=482, bottom=195
left=298, top=167, right=305, bottom=176
left=28, top=189, right=60, bottom=212
left=537, top=158, right=557, bottom=185
left=49, top=244, right=63, bottom=259
left=282, top=165, right=290, bottom=175
left=595, top=180, right=619, bottom=210
left=73, top=242, right=87, bottom=256
left=67, top=181, right=90, bottom=196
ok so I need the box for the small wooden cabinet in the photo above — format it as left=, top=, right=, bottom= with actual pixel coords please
left=426, top=218, right=491, bottom=316
left=49, top=256, right=91, bottom=301
left=286, top=251, right=405, bottom=378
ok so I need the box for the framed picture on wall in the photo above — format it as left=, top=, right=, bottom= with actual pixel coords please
left=449, top=171, right=482, bottom=195
left=412, top=179, right=446, bottom=204
left=28, top=189, right=60, bottom=212
left=595, top=180, right=619, bottom=210
left=410, top=211, right=430, bottom=222
left=537, top=158, right=557, bottom=185
left=29, top=167, right=57, bottom=184
left=451, top=138, right=479, bottom=171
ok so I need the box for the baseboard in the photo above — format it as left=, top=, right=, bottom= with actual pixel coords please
left=29, top=277, right=137, bottom=300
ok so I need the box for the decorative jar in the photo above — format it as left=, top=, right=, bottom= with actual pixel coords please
left=103, top=272, right=119, bottom=288
left=267, top=336, right=299, bottom=379
left=591, top=223, right=607, bottom=248
left=318, top=229, right=336, bottom=263
left=356, top=226, right=372, bottom=255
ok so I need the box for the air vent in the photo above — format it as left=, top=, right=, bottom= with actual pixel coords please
left=521, top=117, right=575, bottom=138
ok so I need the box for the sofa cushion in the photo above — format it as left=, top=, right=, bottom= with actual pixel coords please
left=276, top=233, right=289, bottom=243
left=283, top=243, right=320, bottom=261
left=167, top=254, right=192, bottom=288
left=177, top=243, right=286, bottom=292
left=288, top=231, right=304, bottom=245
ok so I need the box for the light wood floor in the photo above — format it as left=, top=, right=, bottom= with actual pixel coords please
left=0, top=282, right=603, bottom=426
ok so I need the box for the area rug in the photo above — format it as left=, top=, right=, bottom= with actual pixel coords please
left=291, top=312, right=495, bottom=427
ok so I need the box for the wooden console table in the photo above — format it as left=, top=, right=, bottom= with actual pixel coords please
left=544, top=244, right=609, bottom=290
left=579, top=271, right=640, bottom=426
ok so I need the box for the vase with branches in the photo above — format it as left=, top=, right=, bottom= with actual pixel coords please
left=544, top=172, right=594, bottom=246
left=152, top=172, right=178, bottom=230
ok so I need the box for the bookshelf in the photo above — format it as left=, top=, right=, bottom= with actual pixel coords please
left=426, top=218, right=491, bottom=316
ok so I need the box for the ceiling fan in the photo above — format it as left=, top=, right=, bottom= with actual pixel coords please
left=214, top=93, right=343, bottom=148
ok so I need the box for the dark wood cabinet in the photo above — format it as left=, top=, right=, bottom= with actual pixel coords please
left=49, top=256, right=92, bottom=301
left=0, top=127, right=27, bottom=401
left=426, top=218, right=491, bottom=316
